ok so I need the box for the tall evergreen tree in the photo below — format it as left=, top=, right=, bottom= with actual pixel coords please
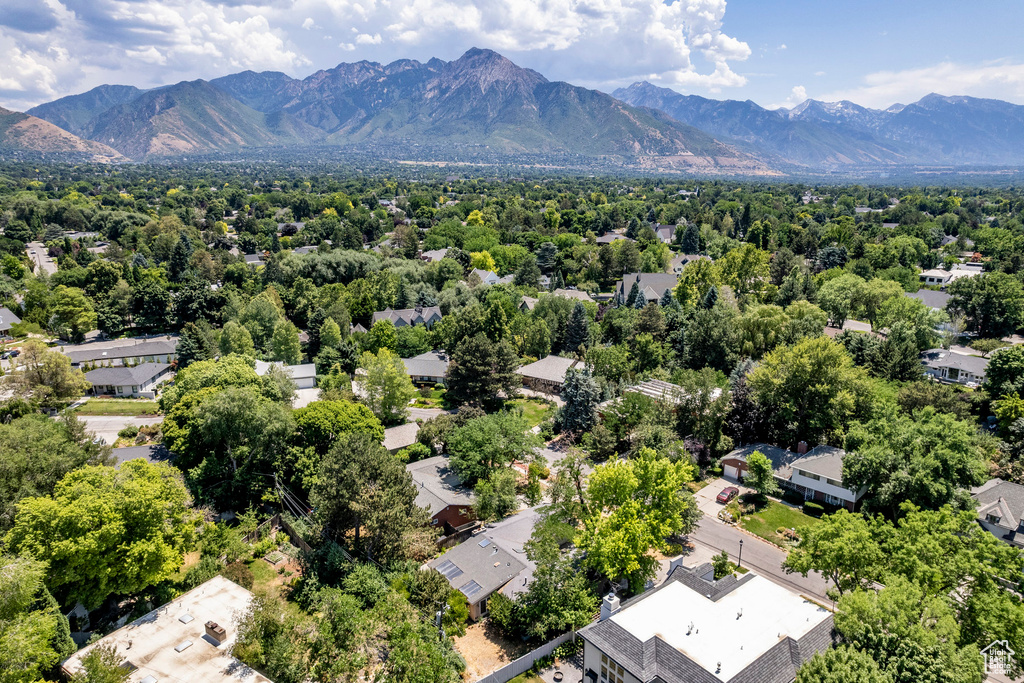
left=633, top=288, right=648, bottom=310
left=701, top=285, right=719, bottom=310
left=559, top=367, right=601, bottom=435
left=680, top=223, right=701, bottom=254
left=625, top=279, right=640, bottom=308
left=563, top=302, right=591, bottom=353
left=176, top=322, right=214, bottom=368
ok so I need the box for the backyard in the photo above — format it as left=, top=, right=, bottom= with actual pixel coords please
left=506, top=398, right=555, bottom=428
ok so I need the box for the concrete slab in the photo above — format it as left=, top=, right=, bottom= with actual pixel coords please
left=78, top=415, right=163, bottom=445
left=694, top=477, right=753, bottom=518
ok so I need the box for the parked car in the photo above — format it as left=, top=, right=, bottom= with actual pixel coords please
left=716, top=486, right=740, bottom=504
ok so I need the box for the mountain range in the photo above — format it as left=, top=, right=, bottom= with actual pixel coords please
left=5, top=47, right=1024, bottom=172
left=613, top=82, right=1024, bottom=168
left=0, top=106, right=123, bottom=160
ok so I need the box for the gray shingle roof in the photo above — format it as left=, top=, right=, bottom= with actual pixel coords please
left=973, top=478, right=1024, bottom=531
left=906, top=289, right=950, bottom=310
left=63, top=336, right=179, bottom=364
left=407, top=455, right=474, bottom=515
left=402, top=350, right=449, bottom=379
left=789, top=445, right=847, bottom=482
left=723, top=443, right=800, bottom=474
left=428, top=535, right=526, bottom=605
left=84, top=363, right=171, bottom=386
left=372, top=306, right=442, bottom=327
left=615, top=273, right=679, bottom=302
left=0, top=306, right=21, bottom=332
left=383, top=422, right=419, bottom=451
left=254, top=360, right=316, bottom=380
left=551, top=288, right=595, bottom=303
left=517, top=355, right=578, bottom=383
left=920, top=348, right=989, bottom=376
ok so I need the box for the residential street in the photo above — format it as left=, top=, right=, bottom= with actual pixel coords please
left=688, top=516, right=833, bottom=604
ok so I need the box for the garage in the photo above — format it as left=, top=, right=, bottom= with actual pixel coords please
left=723, top=464, right=740, bottom=480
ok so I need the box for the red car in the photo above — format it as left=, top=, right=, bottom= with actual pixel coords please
left=716, top=486, right=740, bottom=504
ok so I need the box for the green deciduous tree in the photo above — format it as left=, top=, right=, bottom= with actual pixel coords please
left=795, top=645, right=893, bottom=683
left=218, top=320, right=256, bottom=358
left=577, top=448, right=698, bottom=592
left=783, top=509, right=885, bottom=596
left=448, top=411, right=541, bottom=484
left=271, top=320, right=302, bottom=365
left=6, top=460, right=199, bottom=608
left=356, top=348, right=417, bottom=426
left=5, top=340, right=90, bottom=409
left=949, top=272, right=1024, bottom=339
left=744, top=449, right=779, bottom=498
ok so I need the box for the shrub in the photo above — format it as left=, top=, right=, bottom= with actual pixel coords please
left=251, top=537, right=276, bottom=558
left=712, top=550, right=732, bottom=579
left=117, top=424, right=140, bottom=439
left=419, top=386, right=433, bottom=398
left=222, top=561, right=254, bottom=589
left=182, top=555, right=223, bottom=590
left=396, top=441, right=432, bottom=463
left=803, top=501, right=824, bottom=517
left=781, top=489, right=805, bottom=506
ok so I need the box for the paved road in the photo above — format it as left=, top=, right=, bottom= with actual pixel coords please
left=688, top=516, right=833, bottom=604
left=26, top=242, right=56, bottom=276
left=78, top=415, right=163, bottom=445
left=409, top=406, right=448, bottom=421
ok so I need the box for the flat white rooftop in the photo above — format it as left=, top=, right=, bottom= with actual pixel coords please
left=62, top=575, right=272, bottom=683
left=610, top=574, right=830, bottom=681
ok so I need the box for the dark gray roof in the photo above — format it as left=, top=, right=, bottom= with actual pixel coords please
left=84, top=363, right=171, bottom=386
left=63, top=336, right=179, bottom=364
left=0, top=306, right=21, bottom=332
left=615, top=273, right=679, bottom=301
left=428, top=534, right=526, bottom=605
left=402, top=350, right=449, bottom=378
left=372, top=306, right=442, bottom=327
left=407, top=455, right=474, bottom=515
left=920, top=348, right=989, bottom=376
left=906, top=289, right=951, bottom=310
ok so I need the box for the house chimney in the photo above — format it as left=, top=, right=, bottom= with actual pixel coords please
left=797, top=441, right=808, bottom=455
left=600, top=593, right=621, bottom=621
left=204, top=621, right=226, bottom=644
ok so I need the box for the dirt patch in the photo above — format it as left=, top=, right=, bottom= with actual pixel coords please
left=453, top=620, right=531, bottom=681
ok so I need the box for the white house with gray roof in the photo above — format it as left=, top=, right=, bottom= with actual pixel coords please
left=920, top=348, right=988, bottom=386
left=402, top=350, right=449, bottom=385
left=84, top=363, right=173, bottom=398
left=254, top=359, right=317, bottom=389
left=972, top=478, right=1024, bottom=547
left=614, top=273, right=679, bottom=305
left=579, top=563, right=834, bottom=683
left=0, top=306, right=21, bottom=334
left=721, top=443, right=863, bottom=511
left=429, top=534, right=527, bottom=621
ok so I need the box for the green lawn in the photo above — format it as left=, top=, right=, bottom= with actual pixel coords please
left=72, top=399, right=161, bottom=416
left=739, top=500, right=821, bottom=547
left=507, top=398, right=555, bottom=428
left=507, top=675, right=544, bottom=683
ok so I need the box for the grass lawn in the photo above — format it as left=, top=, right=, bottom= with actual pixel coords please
left=72, top=399, right=161, bottom=416
left=507, top=675, right=545, bottom=683
left=739, top=500, right=821, bottom=547
left=507, top=398, right=554, bottom=428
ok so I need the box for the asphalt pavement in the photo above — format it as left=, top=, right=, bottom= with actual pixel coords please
left=78, top=415, right=164, bottom=445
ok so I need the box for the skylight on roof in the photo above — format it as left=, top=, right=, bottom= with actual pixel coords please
left=178, top=614, right=194, bottom=624
left=478, top=538, right=491, bottom=548
left=460, top=580, right=483, bottom=598
left=436, top=559, right=464, bottom=580
left=174, top=641, right=193, bottom=653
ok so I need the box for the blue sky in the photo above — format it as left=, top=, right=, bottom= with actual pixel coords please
left=0, top=0, right=1021, bottom=112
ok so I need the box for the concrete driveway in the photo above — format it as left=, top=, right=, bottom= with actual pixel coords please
left=694, top=477, right=753, bottom=517
left=78, top=415, right=163, bottom=445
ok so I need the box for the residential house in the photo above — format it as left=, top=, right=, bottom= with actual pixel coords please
left=784, top=445, right=864, bottom=511
left=85, top=363, right=173, bottom=398
left=551, top=288, right=595, bottom=305
left=496, top=273, right=516, bottom=285
left=384, top=422, right=420, bottom=453
left=407, top=455, right=475, bottom=532
left=906, top=288, right=951, bottom=311
left=517, top=354, right=580, bottom=394
left=244, top=253, right=265, bottom=267
left=519, top=296, right=539, bottom=312
left=653, top=223, right=676, bottom=244
left=254, top=359, right=317, bottom=389
left=595, top=233, right=633, bottom=245
left=420, top=248, right=450, bottom=262
left=972, top=478, right=1024, bottom=547
left=578, top=563, right=834, bottom=683
left=0, top=306, right=21, bottom=335
left=61, top=576, right=273, bottom=683
left=721, top=443, right=864, bottom=511
left=920, top=348, right=988, bottom=386
left=402, top=350, right=449, bottom=385
left=371, top=306, right=443, bottom=328
left=64, top=335, right=179, bottom=368
left=292, top=245, right=318, bottom=255
left=919, top=263, right=983, bottom=287
left=670, top=253, right=710, bottom=275
left=614, top=273, right=679, bottom=304
left=469, top=268, right=500, bottom=285
left=429, top=535, right=527, bottom=621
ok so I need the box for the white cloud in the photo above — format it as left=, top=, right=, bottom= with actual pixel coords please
left=778, top=43, right=787, bottom=50
left=814, top=70, right=826, bottom=77
left=766, top=84, right=807, bottom=110
left=819, top=60, right=1024, bottom=108
left=0, top=0, right=751, bottom=109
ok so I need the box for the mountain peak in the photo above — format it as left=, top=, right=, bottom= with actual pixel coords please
left=443, top=47, right=547, bottom=90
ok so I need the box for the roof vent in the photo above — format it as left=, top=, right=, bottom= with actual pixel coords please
left=600, top=593, right=621, bottom=621
left=716, top=662, right=722, bottom=673
left=204, top=621, right=226, bottom=644
left=737, top=608, right=743, bottom=619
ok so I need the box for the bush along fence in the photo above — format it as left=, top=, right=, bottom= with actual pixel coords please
left=475, top=631, right=576, bottom=683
